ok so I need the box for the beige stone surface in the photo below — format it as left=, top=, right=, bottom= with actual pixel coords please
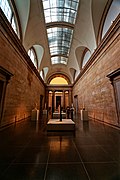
left=73, top=32, right=120, bottom=126
left=0, top=30, right=45, bottom=126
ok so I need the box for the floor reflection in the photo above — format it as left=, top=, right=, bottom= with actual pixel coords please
left=35, top=120, right=39, bottom=133
left=82, top=121, right=89, bottom=132
left=0, top=115, right=120, bottom=179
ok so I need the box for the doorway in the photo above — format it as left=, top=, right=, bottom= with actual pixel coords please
left=107, top=69, right=120, bottom=127
left=0, top=80, right=4, bottom=120
left=114, top=78, right=120, bottom=126
left=56, top=96, right=61, bottom=110
left=0, top=80, right=4, bottom=104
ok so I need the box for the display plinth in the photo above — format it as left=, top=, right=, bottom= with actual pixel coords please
left=31, top=109, right=39, bottom=121
left=81, top=110, right=88, bottom=121
left=47, top=119, right=75, bottom=131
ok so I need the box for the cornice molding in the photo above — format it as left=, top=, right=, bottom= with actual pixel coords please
left=0, top=66, right=13, bottom=82
left=46, top=84, right=73, bottom=91
left=107, top=68, right=120, bottom=85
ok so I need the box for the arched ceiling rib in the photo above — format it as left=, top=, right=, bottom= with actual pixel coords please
left=47, top=73, right=71, bottom=85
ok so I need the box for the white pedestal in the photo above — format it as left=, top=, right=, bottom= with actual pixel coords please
left=81, top=110, right=88, bottom=121
left=47, top=119, right=75, bottom=131
left=31, top=109, right=39, bottom=121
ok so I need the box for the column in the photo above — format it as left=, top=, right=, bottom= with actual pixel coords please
left=52, top=91, right=55, bottom=116
left=63, top=90, right=65, bottom=110
left=69, top=90, right=72, bottom=106
left=45, top=90, right=49, bottom=110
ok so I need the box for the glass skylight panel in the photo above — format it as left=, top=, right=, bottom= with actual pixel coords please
left=51, top=56, right=67, bottom=65
left=42, top=0, right=79, bottom=65
left=47, top=27, right=73, bottom=56
left=42, top=0, right=79, bottom=24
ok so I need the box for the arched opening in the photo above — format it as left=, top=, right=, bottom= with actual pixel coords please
left=50, top=77, right=68, bottom=85
left=102, top=0, right=119, bottom=39
left=82, top=50, right=91, bottom=68
left=0, top=0, right=21, bottom=39
left=28, top=47, right=38, bottom=69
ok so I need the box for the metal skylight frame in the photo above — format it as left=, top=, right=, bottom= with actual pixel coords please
left=42, top=0, right=79, bottom=64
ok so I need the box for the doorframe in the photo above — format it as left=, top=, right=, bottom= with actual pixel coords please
left=107, top=68, right=120, bottom=126
left=0, top=66, right=13, bottom=123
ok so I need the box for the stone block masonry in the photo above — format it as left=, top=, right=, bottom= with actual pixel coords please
left=0, top=26, right=45, bottom=127
left=73, top=25, right=120, bottom=127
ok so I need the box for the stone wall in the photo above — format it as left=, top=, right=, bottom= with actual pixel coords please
left=73, top=23, right=120, bottom=126
left=0, top=23, right=45, bottom=127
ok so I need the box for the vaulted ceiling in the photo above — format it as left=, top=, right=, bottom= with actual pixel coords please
left=14, top=0, right=110, bottom=84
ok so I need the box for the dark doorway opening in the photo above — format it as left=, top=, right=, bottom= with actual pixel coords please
left=0, top=80, right=4, bottom=104
left=0, top=80, right=4, bottom=121
left=56, top=96, right=61, bottom=109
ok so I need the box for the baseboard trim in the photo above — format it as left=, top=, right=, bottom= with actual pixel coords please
left=0, top=116, right=30, bottom=131
left=89, top=117, right=120, bottom=130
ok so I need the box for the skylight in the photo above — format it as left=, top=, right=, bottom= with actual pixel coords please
left=42, top=0, right=79, bottom=65
left=47, top=27, right=73, bottom=58
left=51, top=56, right=68, bottom=65
left=42, top=0, right=79, bottom=24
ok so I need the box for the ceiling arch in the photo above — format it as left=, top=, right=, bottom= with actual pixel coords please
left=82, top=49, right=91, bottom=69
left=70, top=68, right=76, bottom=82
left=33, top=45, right=44, bottom=71
left=50, top=77, right=68, bottom=85
left=47, top=73, right=71, bottom=85
left=75, top=46, right=86, bottom=69
left=43, top=67, right=49, bottom=79
left=91, top=0, right=109, bottom=44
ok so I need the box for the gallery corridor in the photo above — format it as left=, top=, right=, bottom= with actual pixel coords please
left=0, top=115, right=120, bottom=180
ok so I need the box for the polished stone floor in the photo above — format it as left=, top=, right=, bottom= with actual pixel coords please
left=0, top=114, right=120, bottom=180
